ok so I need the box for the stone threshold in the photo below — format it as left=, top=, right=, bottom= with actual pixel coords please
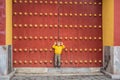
left=15, top=72, right=103, bottom=76
left=14, top=67, right=103, bottom=76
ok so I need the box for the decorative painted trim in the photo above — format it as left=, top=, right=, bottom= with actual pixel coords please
left=6, top=0, right=12, bottom=45
left=102, top=0, right=114, bottom=46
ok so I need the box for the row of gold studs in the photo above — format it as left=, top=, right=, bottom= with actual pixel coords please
left=14, top=60, right=102, bottom=64
left=13, top=0, right=102, bottom=5
left=13, top=12, right=102, bottom=17
left=13, top=48, right=102, bottom=52
left=13, top=36, right=102, bottom=40
left=13, top=24, right=102, bottom=28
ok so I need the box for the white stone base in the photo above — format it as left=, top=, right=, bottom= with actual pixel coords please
left=103, top=46, right=120, bottom=79
left=102, top=70, right=120, bottom=79
left=0, top=71, right=15, bottom=80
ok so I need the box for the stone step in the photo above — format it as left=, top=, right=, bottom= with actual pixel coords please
left=12, top=75, right=112, bottom=80
left=12, top=68, right=111, bottom=80
left=12, top=72, right=106, bottom=80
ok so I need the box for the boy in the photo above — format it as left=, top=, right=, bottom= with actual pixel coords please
left=52, top=41, right=65, bottom=67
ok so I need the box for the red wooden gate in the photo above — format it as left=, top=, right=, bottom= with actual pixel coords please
left=13, top=0, right=102, bottom=67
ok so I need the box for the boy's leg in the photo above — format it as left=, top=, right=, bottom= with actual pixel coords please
left=57, top=54, right=61, bottom=67
left=54, top=54, right=57, bottom=67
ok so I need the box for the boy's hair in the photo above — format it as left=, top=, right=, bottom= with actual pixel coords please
left=57, top=41, right=61, bottom=43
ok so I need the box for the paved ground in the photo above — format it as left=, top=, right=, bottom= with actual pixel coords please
left=12, top=75, right=119, bottom=80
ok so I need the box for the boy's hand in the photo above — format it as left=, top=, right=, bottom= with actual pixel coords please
left=54, top=42, right=56, bottom=45
left=61, top=42, right=63, bottom=45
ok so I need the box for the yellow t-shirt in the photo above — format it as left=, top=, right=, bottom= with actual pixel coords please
left=52, top=45, right=65, bottom=54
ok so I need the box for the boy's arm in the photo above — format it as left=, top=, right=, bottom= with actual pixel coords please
left=52, top=45, right=55, bottom=48
left=62, top=45, right=65, bottom=49
left=61, top=42, right=65, bottom=49
left=52, top=42, right=56, bottom=48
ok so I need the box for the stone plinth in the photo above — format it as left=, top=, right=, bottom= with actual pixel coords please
left=102, top=46, right=120, bottom=79
left=0, top=45, right=15, bottom=80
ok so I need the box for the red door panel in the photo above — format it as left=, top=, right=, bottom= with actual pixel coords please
left=13, top=0, right=102, bottom=67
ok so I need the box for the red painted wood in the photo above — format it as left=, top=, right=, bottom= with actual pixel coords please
left=13, top=0, right=102, bottom=67
left=0, top=0, right=5, bottom=45
left=114, top=0, right=120, bottom=46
